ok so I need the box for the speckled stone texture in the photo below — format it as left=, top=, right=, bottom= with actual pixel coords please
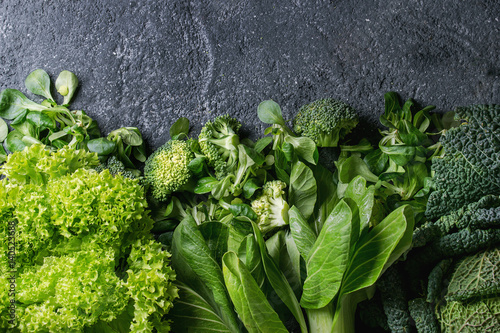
left=0, top=0, right=498, bottom=150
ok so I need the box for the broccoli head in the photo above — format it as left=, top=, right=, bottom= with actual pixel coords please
left=251, top=180, right=289, bottom=234
left=426, top=104, right=500, bottom=220
left=198, top=115, right=241, bottom=179
left=144, top=139, right=195, bottom=201
left=293, top=98, right=359, bottom=147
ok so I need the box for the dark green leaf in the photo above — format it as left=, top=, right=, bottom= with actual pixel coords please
left=170, top=282, right=235, bottom=333
left=289, top=161, right=317, bottom=220
left=282, top=142, right=294, bottom=162
left=364, top=149, right=388, bottom=176
left=257, top=100, right=285, bottom=126
left=243, top=178, right=261, bottom=199
left=26, top=111, right=56, bottom=129
left=188, top=156, right=206, bottom=176
left=11, top=120, right=36, bottom=137
left=169, top=117, right=190, bottom=139
left=238, top=235, right=265, bottom=288
left=338, top=156, right=379, bottom=184
left=194, top=177, right=219, bottom=194
left=311, top=164, right=339, bottom=234
left=132, top=145, right=147, bottom=162
left=398, top=119, right=429, bottom=146
left=199, top=222, right=229, bottom=264
left=229, top=203, right=258, bottom=221
left=171, top=216, right=241, bottom=332
left=87, top=137, right=116, bottom=156
left=25, top=69, right=54, bottom=101
left=10, top=109, right=28, bottom=125
left=379, top=145, right=416, bottom=166
left=340, top=205, right=409, bottom=295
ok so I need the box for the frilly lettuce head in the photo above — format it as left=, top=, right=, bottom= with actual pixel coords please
left=0, top=144, right=178, bottom=332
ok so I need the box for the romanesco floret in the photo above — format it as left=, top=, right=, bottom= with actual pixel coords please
left=426, top=104, right=500, bottom=220
left=144, top=139, right=195, bottom=201
left=198, top=115, right=241, bottom=179
left=293, top=98, right=359, bottom=147
left=251, top=180, right=289, bottom=234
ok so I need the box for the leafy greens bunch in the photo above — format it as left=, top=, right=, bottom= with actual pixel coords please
left=146, top=96, right=416, bottom=333
left=358, top=104, right=500, bottom=333
left=0, top=144, right=177, bottom=332
left=0, top=69, right=146, bottom=173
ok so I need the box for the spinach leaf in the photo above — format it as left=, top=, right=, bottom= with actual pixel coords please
left=25, top=69, right=54, bottom=101
left=257, top=100, right=286, bottom=126
left=0, top=89, right=47, bottom=119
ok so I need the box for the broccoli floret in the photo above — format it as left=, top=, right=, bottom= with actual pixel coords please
left=251, top=180, right=289, bottom=234
left=198, top=115, right=241, bottom=179
left=293, top=98, right=359, bottom=147
left=144, top=139, right=195, bottom=201
left=408, top=298, right=440, bottom=333
left=426, top=104, right=500, bottom=220
left=93, top=155, right=141, bottom=180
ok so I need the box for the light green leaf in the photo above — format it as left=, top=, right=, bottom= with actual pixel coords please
left=301, top=200, right=353, bottom=309
left=0, top=89, right=47, bottom=119
left=5, top=130, right=28, bottom=153
left=343, top=176, right=376, bottom=233
left=289, top=161, right=317, bottom=220
left=284, top=135, right=319, bottom=165
left=257, top=100, right=286, bottom=126
left=0, top=118, right=8, bottom=142
left=25, top=69, right=54, bottom=101
left=289, top=206, right=317, bottom=261
left=337, top=155, right=379, bottom=184
left=55, top=70, right=79, bottom=105
left=222, top=251, right=289, bottom=333
left=340, top=205, right=409, bottom=295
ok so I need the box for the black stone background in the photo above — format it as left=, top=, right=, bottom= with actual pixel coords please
left=0, top=0, right=499, bottom=151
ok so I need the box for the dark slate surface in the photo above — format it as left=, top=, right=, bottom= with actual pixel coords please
left=0, top=0, right=498, bottom=150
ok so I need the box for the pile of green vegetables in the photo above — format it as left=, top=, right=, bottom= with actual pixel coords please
left=0, top=69, right=498, bottom=332
left=0, top=70, right=177, bottom=332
